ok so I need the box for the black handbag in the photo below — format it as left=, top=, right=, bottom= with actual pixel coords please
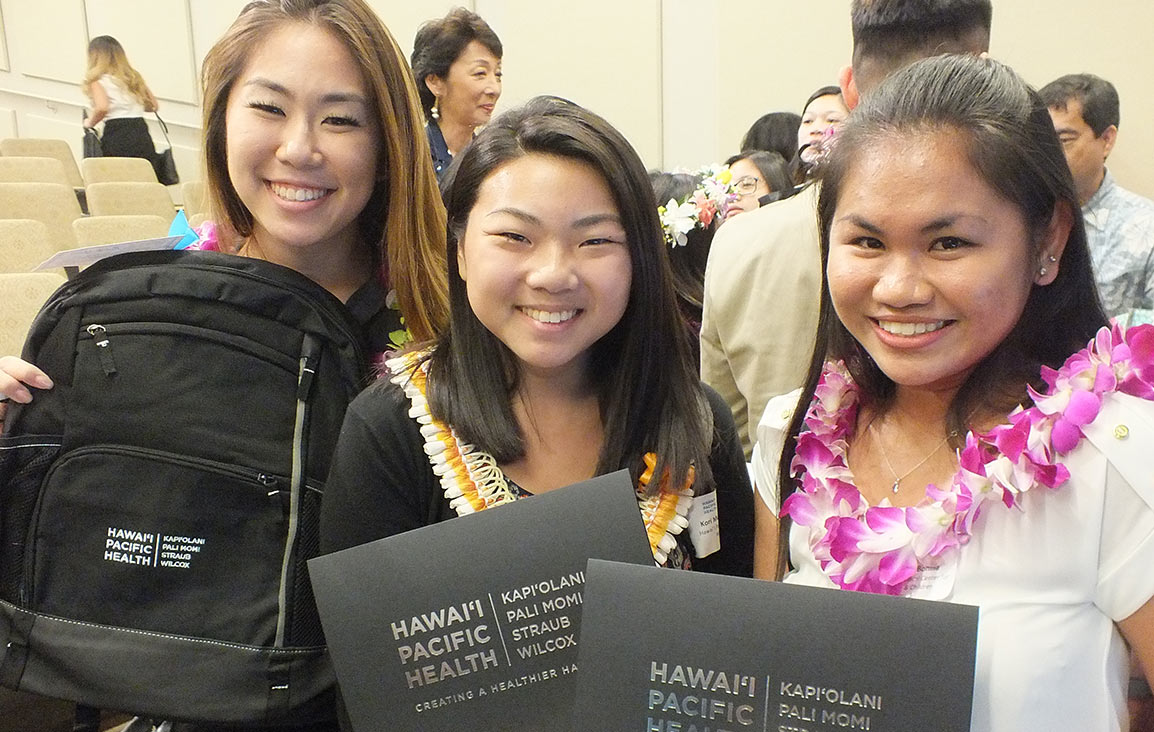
left=82, top=124, right=102, bottom=159
left=151, top=113, right=179, bottom=185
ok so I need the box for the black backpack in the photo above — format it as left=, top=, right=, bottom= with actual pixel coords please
left=0, top=250, right=369, bottom=724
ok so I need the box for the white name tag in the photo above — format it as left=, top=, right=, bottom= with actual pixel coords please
left=903, top=553, right=958, bottom=601
left=687, top=492, right=721, bottom=558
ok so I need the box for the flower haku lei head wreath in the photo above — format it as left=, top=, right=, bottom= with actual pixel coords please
left=781, top=323, right=1154, bottom=596
left=658, top=165, right=737, bottom=247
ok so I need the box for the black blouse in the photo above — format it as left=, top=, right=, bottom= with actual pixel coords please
left=319, top=378, right=755, bottom=577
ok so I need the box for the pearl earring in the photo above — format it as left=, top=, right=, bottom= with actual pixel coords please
left=431, top=97, right=440, bottom=121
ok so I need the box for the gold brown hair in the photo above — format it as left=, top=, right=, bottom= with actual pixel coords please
left=83, top=36, right=151, bottom=105
left=201, top=0, right=449, bottom=340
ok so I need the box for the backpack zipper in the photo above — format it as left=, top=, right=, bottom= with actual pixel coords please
left=41, top=254, right=367, bottom=379
left=80, top=322, right=299, bottom=375
left=85, top=324, right=117, bottom=376
left=23, top=444, right=291, bottom=607
left=275, top=334, right=320, bottom=648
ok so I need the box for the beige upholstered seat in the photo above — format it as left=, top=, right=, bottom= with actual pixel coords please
left=81, top=156, right=158, bottom=185
left=0, top=182, right=83, bottom=254
left=73, top=215, right=170, bottom=246
left=181, top=180, right=207, bottom=220
left=85, top=181, right=175, bottom=223
left=0, top=220, right=56, bottom=273
left=0, top=272, right=66, bottom=356
left=0, top=138, right=84, bottom=189
left=0, top=156, right=71, bottom=186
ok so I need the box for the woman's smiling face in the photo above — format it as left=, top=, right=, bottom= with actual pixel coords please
left=799, top=93, right=847, bottom=163
left=225, top=21, right=380, bottom=256
left=827, top=128, right=1063, bottom=395
left=456, top=153, right=632, bottom=385
left=429, top=40, right=502, bottom=131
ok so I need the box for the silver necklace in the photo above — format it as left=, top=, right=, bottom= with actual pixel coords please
left=868, top=420, right=955, bottom=493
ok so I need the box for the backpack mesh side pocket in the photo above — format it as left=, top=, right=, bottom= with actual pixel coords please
left=0, top=436, right=61, bottom=603
left=288, top=482, right=324, bottom=647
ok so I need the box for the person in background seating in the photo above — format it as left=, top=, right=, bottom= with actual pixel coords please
left=82, top=35, right=159, bottom=166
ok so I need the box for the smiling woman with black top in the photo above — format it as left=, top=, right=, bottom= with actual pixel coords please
left=320, top=97, right=754, bottom=577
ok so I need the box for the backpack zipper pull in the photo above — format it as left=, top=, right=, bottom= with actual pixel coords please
left=258, top=473, right=280, bottom=494
left=86, top=324, right=118, bottom=376
left=296, top=353, right=318, bottom=401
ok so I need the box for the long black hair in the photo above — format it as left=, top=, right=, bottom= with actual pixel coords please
left=428, top=96, right=713, bottom=495
left=650, top=171, right=711, bottom=332
left=776, top=54, right=1108, bottom=571
left=740, top=111, right=801, bottom=166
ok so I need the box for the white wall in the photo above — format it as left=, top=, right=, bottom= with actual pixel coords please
left=0, top=1, right=1152, bottom=199
left=479, top=0, right=663, bottom=165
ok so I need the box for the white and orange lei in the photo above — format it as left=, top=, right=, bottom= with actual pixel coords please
left=384, top=349, right=694, bottom=565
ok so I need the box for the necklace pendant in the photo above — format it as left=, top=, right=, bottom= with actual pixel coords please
left=891, top=479, right=900, bottom=494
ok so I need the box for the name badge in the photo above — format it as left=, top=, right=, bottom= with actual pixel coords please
left=903, top=553, right=958, bottom=601
left=687, top=492, right=720, bottom=558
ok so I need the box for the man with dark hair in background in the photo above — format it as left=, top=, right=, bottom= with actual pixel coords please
left=701, top=0, right=994, bottom=457
left=1040, top=73, right=1154, bottom=320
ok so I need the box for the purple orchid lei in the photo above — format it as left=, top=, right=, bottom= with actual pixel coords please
left=781, top=323, right=1154, bottom=596
left=184, top=221, right=220, bottom=252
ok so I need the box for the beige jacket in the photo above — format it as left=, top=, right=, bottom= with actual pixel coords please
left=700, top=183, right=822, bottom=457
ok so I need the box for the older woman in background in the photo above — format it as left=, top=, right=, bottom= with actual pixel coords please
left=410, top=8, right=503, bottom=180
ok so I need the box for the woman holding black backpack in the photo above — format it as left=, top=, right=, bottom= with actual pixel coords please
left=2, top=0, right=447, bottom=429
left=0, top=1, right=449, bottom=730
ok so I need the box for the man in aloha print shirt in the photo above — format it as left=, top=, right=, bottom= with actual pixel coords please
left=1040, top=73, right=1154, bottom=324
